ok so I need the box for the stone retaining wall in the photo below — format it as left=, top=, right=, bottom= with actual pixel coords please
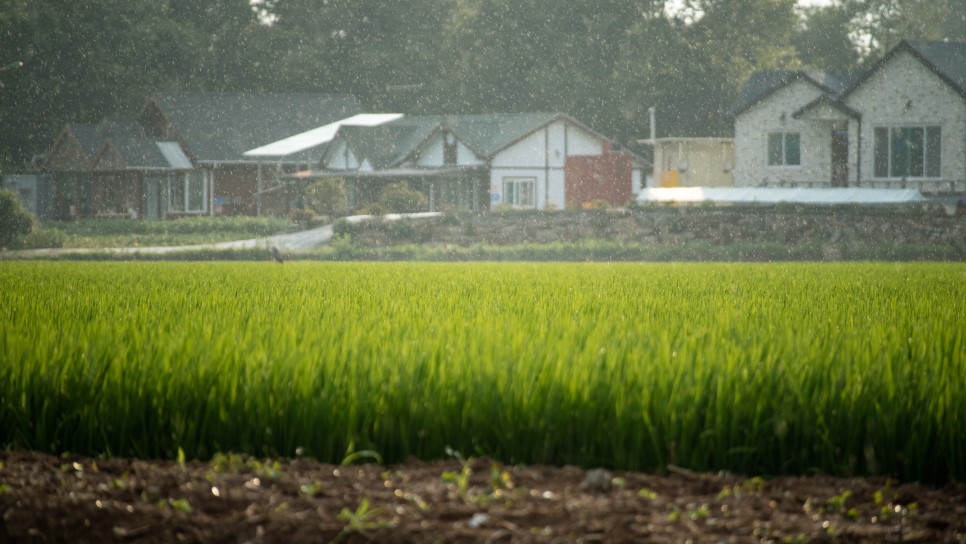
left=345, top=205, right=966, bottom=249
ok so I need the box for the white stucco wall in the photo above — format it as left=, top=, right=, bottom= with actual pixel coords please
left=415, top=133, right=444, bottom=166
left=844, top=50, right=966, bottom=190
left=733, top=79, right=832, bottom=187
left=414, top=132, right=484, bottom=167
left=489, top=119, right=602, bottom=208
left=457, top=142, right=482, bottom=166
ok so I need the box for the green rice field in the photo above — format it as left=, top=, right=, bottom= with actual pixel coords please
left=1, top=262, right=963, bottom=483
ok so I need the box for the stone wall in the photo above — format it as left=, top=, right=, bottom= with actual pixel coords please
left=343, top=204, right=966, bottom=249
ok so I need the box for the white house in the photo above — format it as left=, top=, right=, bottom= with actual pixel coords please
left=731, top=40, right=965, bottom=194
left=285, top=113, right=646, bottom=212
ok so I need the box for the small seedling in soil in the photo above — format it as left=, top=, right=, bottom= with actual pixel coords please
left=333, top=498, right=393, bottom=543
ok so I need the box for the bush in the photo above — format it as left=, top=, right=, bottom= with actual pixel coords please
left=49, top=216, right=289, bottom=238
left=583, top=199, right=611, bottom=210
left=304, top=178, right=348, bottom=217
left=439, top=212, right=462, bottom=226
left=332, top=218, right=358, bottom=237
left=288, top=208, right=318, bottom=229
left=0, top=188, right=34, bottom=249
left=492, top=203, right=513, bottom=215
left=356, top=202, right=388, bottom=216
left=379, top=219, right=418, bottom=242
left=378, top=181, right=427, bottom=213
left=15, top=227, right=66, bottom=249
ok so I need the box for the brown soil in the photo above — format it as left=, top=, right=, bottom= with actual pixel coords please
left=3, top=451, right=964, bottom=543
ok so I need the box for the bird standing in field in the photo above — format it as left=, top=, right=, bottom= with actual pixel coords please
left=270, top=245, right=284, bottom=264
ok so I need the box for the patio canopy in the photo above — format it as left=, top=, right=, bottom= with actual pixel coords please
left=243, top=113, right=404, bottom=158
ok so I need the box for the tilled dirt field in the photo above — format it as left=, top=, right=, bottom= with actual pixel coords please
left=2, top=451, right=965, bottom=543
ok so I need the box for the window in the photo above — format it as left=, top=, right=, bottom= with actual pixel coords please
left=874, top=126, right=940, bottom=178
left=503, top=177, right=535, bottom=207
left=168, top=172, right=207, bottom=213
left=767, top=132, right=800, bottom=166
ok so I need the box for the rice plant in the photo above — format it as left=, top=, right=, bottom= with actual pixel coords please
left=0, top=262, right=962, bottom=483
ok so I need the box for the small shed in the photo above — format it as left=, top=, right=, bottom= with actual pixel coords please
left=647, top=138, right=735, bottom=188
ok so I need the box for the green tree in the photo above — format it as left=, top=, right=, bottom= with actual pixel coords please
left=844, top=0, right=965, bottom=58
left=614, top=0, right=799, bottom=138
left=167, top=0, right=276, bottom=91
left=0, top=187, right=33, bottom=249
left=261, top=0, right=452, bottom=106
left=0, top=0, right=201, bottom=168
left=792, top=3, right=862, bottom=71
left=435, top=0, right=656, bottom=140
left=304, top=178, right=348, bottom=217
left=379, top=181, right=427, bottom=213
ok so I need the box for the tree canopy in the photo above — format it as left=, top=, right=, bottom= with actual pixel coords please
left=1, top=0, right=960, bottom=170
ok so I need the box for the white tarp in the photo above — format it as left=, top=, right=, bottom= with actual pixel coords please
left=243, top=113, right=404, bottom=158
left=636, top=187, right=928, bottom=205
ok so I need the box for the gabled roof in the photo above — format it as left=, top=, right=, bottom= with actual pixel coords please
left=440, top=113, right=561, bottom=157
left=312, top=112, right=646, bottom=177
left=733, top=41, right=965, bottom=118
left=329, top=113, right=564, bottom=170
left=339, top=117, right=444, bottom=169
left=140, top=93, right=362, bottom=163
left=838, top=40, right=966, bottom=100
left=793, top=95, right=861, bottom=120
left=92, top=119, right=192, bottom=171
left=333, top=112, right=624, bottom=170
left=70, top=123, right=103, bottom=156
left=244, top=113, right=404, bottom=159
left=730, top=70, right=854, bottom=116
left=40, top=123, right=102, bottom=170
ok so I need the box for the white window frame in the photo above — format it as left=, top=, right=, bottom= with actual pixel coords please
left=168, top=172, right=208, bottom=214
left=766, top=131, right=801, bottom=167
left=872, top=125, right=941, bottom=179
left=503, top=177, right=536, bottom=208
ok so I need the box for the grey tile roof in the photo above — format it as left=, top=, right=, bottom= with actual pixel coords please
left=99, top=119, right=186, bottom=170
left=335, top=113, right=561, bottom=169
left=730, top=71, right=797, bottom=115
left=148, top=93, right=362, bottom=163
left=900, top=40, right=965, bottom=94
left=735, top=41, right=965, bottom=116
left=68, top=124, right=103, bottom=156
left=341, top=118, right=441, bottom=169
left=730, top=70, right=850, bottom=115
left=443, top=113, right=560, bottom=157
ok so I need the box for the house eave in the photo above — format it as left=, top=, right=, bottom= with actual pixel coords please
left=792, top=97, right=861, bottom=121
left=285, top=165, right=486, bottom=181
left=837, top=40, right=966, bottom=102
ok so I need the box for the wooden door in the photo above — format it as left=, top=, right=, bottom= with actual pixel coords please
left=831, top=129, right=849, bottom=187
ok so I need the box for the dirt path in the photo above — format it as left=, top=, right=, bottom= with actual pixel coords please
left=3, top=450, right=964, bottom=543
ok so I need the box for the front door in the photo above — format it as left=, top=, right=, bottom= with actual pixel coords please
left=143, top=176, right=163, bottom=219
left=831, top=129, right=848, bottom=187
